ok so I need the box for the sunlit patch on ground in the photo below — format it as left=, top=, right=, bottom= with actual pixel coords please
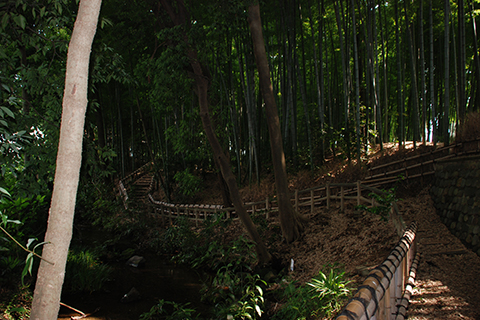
left=408, top=279, right=472, bottom=319
left=401, top=191, right=480, bottom=320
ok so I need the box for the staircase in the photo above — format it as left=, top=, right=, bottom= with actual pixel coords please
left=129, top=172, right=154, bottom=204
left=117, top=162, right=154, bottom=209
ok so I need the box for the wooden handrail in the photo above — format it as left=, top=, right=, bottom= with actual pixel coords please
left=148, top=181, right=406, bottom=235
left=335, top=222, right=417, bottom=320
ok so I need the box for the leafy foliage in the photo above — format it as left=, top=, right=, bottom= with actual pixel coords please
left=307, top=264, right=352, bottom=317
left=272, top=264, right=352, bottom=319
left=139, top=300, right=199, bottom=320
left=203, top=267, right=266, bottom=320
left=356, top=187, right=400, bottom=221
left=0, top=194, right=48, bottom=239
left=173, top=168, right=202, bottom=200
left=161, top=216, right=257, bottom=273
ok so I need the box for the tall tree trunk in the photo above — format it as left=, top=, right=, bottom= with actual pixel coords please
left=351, top=0, right=361, bottom=162
left=248, top=3, right=305, bottom=243
left=457, top=0, right=466, bottom=126
left=159, top=0, right=271, bottom=264
left=444, top=0, right=451, bottom=145
left=379, top=1, right=389, bottom=143
left=372, top=1, right=383, bottom=150
left=404, top=0, right=420, bottom=147
left=395, top=0, right=405, bottom=148
left=334, top=0, right=351, bottom=160
left=430, top=0, right=437, bottom=144
left=30, top=1, right=102, bottom=319
left=308, top=0, right=325, bottom=162
left=419, top=0, right=427, bottom=143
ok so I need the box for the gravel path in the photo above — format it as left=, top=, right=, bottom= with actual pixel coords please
left=401, top=188, right=480, bottom=319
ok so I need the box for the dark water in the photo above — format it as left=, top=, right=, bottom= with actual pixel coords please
left=59, top=228, right=209, bottom=319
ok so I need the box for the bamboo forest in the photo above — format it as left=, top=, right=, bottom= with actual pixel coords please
left=1, top=0, right=480, bottom=319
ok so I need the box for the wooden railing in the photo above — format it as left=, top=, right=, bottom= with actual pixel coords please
left=335, top=222, right=419, bottom=320
left=148, top=182, right=406, bottom=234
left=365, top=137, right=480, bottom=187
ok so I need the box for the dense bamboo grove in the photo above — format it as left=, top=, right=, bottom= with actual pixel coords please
left=1, top=0, right=479, bottom=200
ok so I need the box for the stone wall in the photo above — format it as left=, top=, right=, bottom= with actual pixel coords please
left=430, top=155, right=480, bottom=256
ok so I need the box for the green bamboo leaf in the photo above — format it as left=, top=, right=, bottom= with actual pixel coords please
left=0, top=187, right=11, bottom=197
left=33, top=241, right=49, bottom=251
left=1, top=106, right=15, bottom=118
left=1, top=13, right=9, bottom=31
left=255, top=305, right=261, bottom=316
left=13, top=14, right=26, bottom=29
left=21, top=253, right=34, bottom=285
left=26, top=238, right=36, bottom=249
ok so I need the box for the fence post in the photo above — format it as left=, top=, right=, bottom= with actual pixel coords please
left=310, top=189, right=314, bottom=213
left=295, top=189, right=299, bottom=211
left=326, top=182, right=331, bottom=209
left=357, top=181, right=361, bottom=206
left=341, top=186, right=344, bottom=211
left=266, top=197, right=269, bottom=219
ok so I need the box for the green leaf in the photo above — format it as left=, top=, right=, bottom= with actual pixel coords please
left=13, top=14, right=26, bottom=29
left=6, top=219, right=22, bottom=224
left=255, top=305, right=262, bottom=316
left=26, top=238, right=36, bottom=249
left=22, top=252, right=34, bottom=285
left=1, top=13, right=9, bottom=31
left=33, top=241, right=49, bottom=251
left=40, top=6, right=46, bottom=17
left=0, top=187, right=11, bottom=197
left=1, top=106, right=15, bottom=118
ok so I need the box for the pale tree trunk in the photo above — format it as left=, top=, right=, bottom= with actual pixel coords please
left=30, top=1, right=101, bottom=319
left=159, top=0, right=271, bottom=264
left=248, top=3, right=305, bottom=243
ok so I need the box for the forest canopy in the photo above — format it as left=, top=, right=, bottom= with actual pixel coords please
left=1, top=0, right=479, bottom=207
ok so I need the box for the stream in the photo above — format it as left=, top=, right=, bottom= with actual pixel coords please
left=58, top=226, right=210, bottom=319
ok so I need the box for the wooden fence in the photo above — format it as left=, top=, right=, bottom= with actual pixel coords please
left=335, top=222, right=419, bottom=320
left=148, top=182, right=406, bottom=235
left=365, top=137, right=480, bottom=187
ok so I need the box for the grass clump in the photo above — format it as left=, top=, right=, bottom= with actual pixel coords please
left=63, top=249, right=112, bottom=293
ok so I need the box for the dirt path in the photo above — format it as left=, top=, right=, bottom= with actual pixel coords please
left=401, top=189, right=480, bottom=319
